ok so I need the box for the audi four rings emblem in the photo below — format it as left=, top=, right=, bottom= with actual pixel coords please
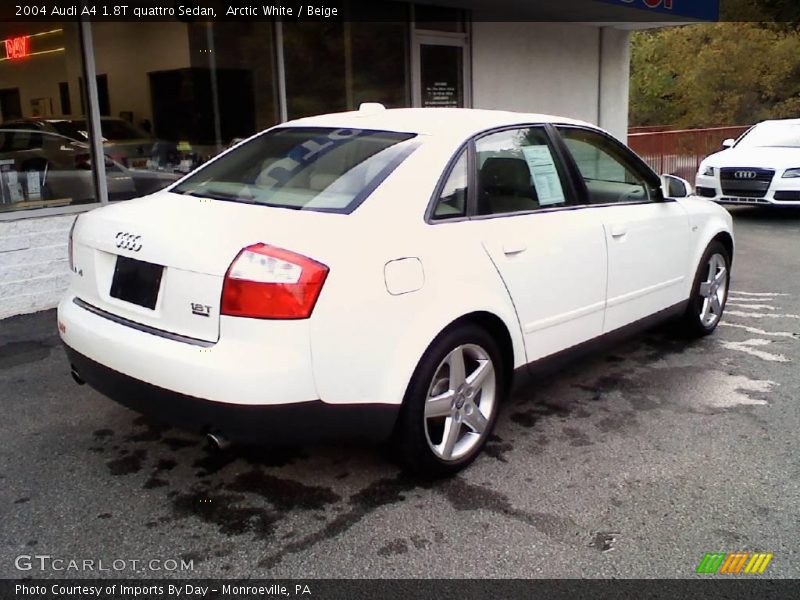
left=734, top=171, right=757, bottom=179
left=115, top=232, right=142, bottom=252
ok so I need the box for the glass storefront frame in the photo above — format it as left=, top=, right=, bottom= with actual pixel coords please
left=0, top=13, right=473, bottom=222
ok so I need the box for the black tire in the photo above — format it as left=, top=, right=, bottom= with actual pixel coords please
left=392, top=323, right=507, bottom=478
left=680, top=240, right=731, bottom=337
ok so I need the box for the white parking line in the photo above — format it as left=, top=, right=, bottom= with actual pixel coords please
left=726, top=303, right=777, bottom=310
left=719, top=339, right=789, bottom=363
left=728, top=291, right=789, bottom=297
left=727, top=297, right=780, bottom=303
left=703, top=373, right=775, bottom=408
left=726, top=311, right=800, bottom=319
left=720, top=322, right=800, bottom=339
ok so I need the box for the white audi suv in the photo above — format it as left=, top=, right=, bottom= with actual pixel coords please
left=59, top=106, right=733, bottom=476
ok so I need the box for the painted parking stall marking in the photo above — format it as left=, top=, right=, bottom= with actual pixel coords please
left=719, top=290, right=799, bottom=362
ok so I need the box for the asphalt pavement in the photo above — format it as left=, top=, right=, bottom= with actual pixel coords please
left=1, top=206, right=799, bottom=579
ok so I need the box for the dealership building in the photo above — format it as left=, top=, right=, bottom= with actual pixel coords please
left=0, top=0, right=718, bottom=319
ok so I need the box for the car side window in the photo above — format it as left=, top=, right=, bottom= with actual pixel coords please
left=557, top=127, right=658, bottom=205
left=475, top=127, right=568, bottom=216
left=0, top=131, right=43, bottom=151
left=431, top=150, right=468, bottom=220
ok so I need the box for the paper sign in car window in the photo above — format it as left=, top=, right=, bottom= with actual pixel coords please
left=521, top=145, right=566, bottom=206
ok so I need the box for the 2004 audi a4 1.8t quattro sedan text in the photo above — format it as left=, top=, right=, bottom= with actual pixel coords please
left=58, top=106, right=734, bottom=477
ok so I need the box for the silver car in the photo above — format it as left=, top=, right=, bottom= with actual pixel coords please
left=0, top=129, right=178, bottom=209
left=0, top=117, right=157, bottom=169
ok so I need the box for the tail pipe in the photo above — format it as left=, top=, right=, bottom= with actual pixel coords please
left=206, top=432, right=232, bottom=452
left=70, top=367, right=85, bottom=386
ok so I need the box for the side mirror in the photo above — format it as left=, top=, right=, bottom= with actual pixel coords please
left=722, top=138, right=735, bottom=149
left=661, top=174, right=692, bottom=199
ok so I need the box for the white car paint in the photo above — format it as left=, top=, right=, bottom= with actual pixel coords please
left=57, top=107, right=733, bottom=449
left=601, top=201, right=690, bottom=332
left=696, top=119, right=800, bottom=206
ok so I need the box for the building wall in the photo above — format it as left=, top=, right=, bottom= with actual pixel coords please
left=471, top=22, right=630, bottom=141
left=0, top=214, right=73, bottom=320
left=598, top=27, right=631, bottom=142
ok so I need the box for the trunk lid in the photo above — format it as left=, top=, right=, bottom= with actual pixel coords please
left=70, top=191, right=346, bottom=343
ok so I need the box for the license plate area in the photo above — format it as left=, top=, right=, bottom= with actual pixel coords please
left=109, top=256, right=163, bottom=310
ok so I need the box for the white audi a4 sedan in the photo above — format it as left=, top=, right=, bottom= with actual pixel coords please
left=696, top=119, right=800, bottom=206
left=59, top=106, right=733, bottom=477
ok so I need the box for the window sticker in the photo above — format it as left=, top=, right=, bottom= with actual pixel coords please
left=521, top=145, right=566, bottom=206
left=26, top=171, right=41, bottom=201
left=0, top=159, right=23, bottom=204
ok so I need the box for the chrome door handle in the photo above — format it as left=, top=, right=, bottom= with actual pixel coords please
left=610, top=225, right=627, bottom=238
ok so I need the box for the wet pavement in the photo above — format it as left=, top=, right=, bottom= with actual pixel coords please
left=1, top=206, right=799, bottom=578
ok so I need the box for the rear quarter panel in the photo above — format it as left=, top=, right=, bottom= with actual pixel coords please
left=308, top=140, right=525, bottom=407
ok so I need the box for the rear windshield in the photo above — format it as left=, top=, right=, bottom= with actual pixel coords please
left=171, top=127, right=418, bottom=213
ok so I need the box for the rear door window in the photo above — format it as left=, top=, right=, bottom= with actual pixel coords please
left=431, top=150, right=468, bottom=220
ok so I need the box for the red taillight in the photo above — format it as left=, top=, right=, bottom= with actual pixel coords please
left=221, top=243, right=329, bottom=319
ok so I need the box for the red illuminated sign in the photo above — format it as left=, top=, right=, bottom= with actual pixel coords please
left=5, top=36, right=29, bottom=60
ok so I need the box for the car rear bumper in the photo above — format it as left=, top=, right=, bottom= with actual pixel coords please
left=64, top=344, right=399, bottom=445
left=58, top=293, right=319, bottom=405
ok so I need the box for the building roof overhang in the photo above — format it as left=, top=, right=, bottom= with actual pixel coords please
left=408, top=0, right=719, bottom=28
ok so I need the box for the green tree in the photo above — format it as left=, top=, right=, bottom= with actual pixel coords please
left=630, top=22, right=800, bottom=128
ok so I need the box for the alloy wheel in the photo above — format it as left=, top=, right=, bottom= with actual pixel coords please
left=698, top=252, right=728, bottom=328
left=423, top=344, right=497, bottom=462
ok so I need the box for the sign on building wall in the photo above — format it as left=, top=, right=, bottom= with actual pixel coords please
left=599, top=0, right=720, bottom=20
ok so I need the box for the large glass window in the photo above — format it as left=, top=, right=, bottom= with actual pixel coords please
left=284, top=20, right=409, bottom=120
left=173, top=127, right=417, bottom=213
left=1, top=12, right=419, bottom=217
left=86, top=21, right=279, bottom=194
left=0, top=23, right=104, bottom=213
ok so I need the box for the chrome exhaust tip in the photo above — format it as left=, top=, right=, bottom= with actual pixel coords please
left=206, top=432, right=231, bottom=451
left=70, top=368, right=85, bottom=385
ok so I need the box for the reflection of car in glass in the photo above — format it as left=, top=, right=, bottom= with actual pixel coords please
left=0, top=117, right=157, bottom=169
left=0, top=129, right=178, bottom=209
left=59, top=107, right=734, bottom=476
left=696, top=119, right=800, bottom=206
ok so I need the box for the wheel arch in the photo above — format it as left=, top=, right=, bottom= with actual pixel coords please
left=376, top=303, right=525, bottom=411
left=711, top=230, right=734, bottom=265
left=441, top=311, right=516, bottom=389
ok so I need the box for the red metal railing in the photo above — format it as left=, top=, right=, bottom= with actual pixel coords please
left=628, top=126, right=750, bottom=181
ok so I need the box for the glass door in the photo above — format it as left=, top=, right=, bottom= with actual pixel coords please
left=412, top=33, right=470, bottom=108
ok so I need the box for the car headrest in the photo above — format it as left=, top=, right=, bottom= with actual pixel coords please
left=479, top=157, right=533, bottom=196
